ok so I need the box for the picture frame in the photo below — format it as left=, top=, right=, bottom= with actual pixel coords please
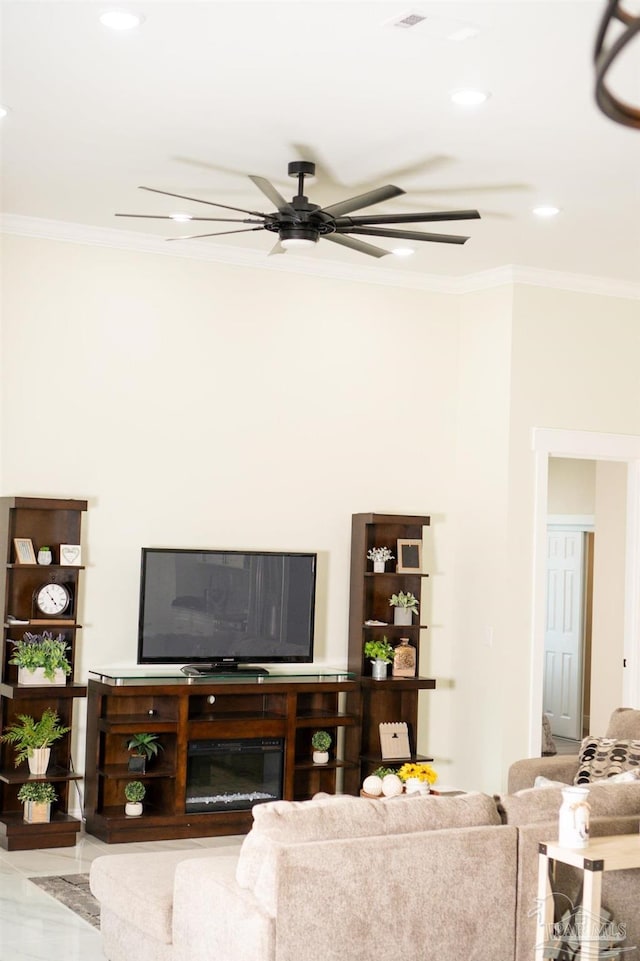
left=13, top=537, right=36, bottom=565
left=60, top=544, right=82, bottom=566
left=396, top=539, right=422, bottom=573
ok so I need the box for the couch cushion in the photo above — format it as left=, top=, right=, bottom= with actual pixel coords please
left=497, top=779, right=640, bottom=826
left=90, top=849, right=237, bottom=944
left=606, top=707, right=640, bottom=739
left=574, top=737, right=640, bottom=783
left=236, top=791, right=500, bottom=892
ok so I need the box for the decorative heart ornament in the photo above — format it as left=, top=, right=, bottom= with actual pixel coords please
left=61, top=545, right=80, bottom=565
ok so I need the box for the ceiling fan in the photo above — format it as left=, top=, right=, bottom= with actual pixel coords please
left=116, top=160, right=481, bottom=259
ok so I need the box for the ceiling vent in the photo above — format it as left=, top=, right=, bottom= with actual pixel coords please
left=391, top=13, right=427, bottom=29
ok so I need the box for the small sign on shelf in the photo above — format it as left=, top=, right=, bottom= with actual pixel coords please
left=379, top=722, right=410, bottom=759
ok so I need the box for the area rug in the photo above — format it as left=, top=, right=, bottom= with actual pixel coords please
left=29, top=873, right=100, bottom=928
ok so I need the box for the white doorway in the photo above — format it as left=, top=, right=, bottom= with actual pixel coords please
left=543, top=528, right=586, bottom=740
left=530, top=428, right=640, bottom=757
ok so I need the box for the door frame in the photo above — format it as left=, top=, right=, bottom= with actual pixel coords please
left=530, top=428, right=640, bottom=755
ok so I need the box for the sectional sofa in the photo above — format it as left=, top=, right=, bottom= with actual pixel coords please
left=90, top=779, right=640, bottom=961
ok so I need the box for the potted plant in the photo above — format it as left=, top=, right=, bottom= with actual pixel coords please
left=9, top=631, right=71, bottom=685
left=37, top=545, right=53, bottom=565
left=311, top=730, right=332, bottom=764
left=389, top=590, right=419, bottom=626
left=126, top=732, right=163, bottom=773
left=124, top=780, right=146, bottom=817
left=364, top=637, right=394, bottom=680
left=396, top=762, right=438, bottom=794
left=0, top=708, right=70, bottom=775
left=17, top=781, right=57, bottom=823
left=367, top=546, right=394, bottom=573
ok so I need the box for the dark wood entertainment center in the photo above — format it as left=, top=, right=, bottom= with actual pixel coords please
left=84, top=671, right=361, bottom=843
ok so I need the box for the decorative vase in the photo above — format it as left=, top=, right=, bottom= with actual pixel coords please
left=392, top=638, right=416, bottom=677
left=18, top=666, right=66, bottom=686
left=23, top=801, right=51, bottom=824
left=125, top=801, right=143, bottom=817
left=373, top=560, right=385, bottom=573
left=393, top=607, right=413, bottom=626
left=558, top=786, right=590, bottom=848
left=312, top=750, right=329, bottom=765
left=37, top=548, right=52, bottom=565
left=371, top=659, right=388, bottom=680
left=404, top=777, right=422, bottom=794
left=28, top=747, right=51, bottom=776
left=128, top=755, right=146, bottom=774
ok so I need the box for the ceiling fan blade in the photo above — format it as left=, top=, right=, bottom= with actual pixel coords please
left=319, top=185, right=405, bottom=219
left=344, top=226, right=470, bottom=245
left=324, top=233, right=390, bottom=259
left=115, top=214, right=264, bottom=223
left=335, top=209, right=481, bottom=227
left=249, top=175, right=296, bottom=215
left=138, top=185, right=270, bottom=218
left=165, top=227, right=266, bottom=242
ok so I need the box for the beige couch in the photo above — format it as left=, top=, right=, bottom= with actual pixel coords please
left=90, top=781, right=640, bottom=961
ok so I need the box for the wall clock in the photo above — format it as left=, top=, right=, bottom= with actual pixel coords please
left=33, top=581, right=72, bottom=618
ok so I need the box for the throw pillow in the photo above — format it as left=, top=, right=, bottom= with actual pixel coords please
left=574, top=736, right=640, bottom=784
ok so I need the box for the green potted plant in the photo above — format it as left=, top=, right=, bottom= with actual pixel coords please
left=37, top=545, right=53, bottom=565
left=17, top=781, right=57, bottom=823
left=364, top=637, right=394, bottom=679
left=0, top=708, right=70, bottom=774
left=311, top=730, right=332, bottom=764
left=389, top=591, right=419, bottom=626
left=124, top=780, right=146, bottom=817
left=9, top=631, right=71, bottom=685
left=126, top=732, right=163, bottom=773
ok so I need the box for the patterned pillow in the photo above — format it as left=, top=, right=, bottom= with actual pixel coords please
left=575, top=737, right=640, bottom=784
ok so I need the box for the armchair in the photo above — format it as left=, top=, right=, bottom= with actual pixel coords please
left=508, top=707, right=640, bottom=793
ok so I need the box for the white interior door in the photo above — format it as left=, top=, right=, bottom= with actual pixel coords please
left=543, top=529, right=585, bottom=739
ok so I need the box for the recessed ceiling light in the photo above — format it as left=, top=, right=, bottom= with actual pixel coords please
left=169, top=212, right=193, bottom=222
left=450, top=88, right=490, bottom=106
left=392, top=247, right=415, bottom=257
left=532, top=205, right=561, bottom=218
left=446, top=25, right=479, bottom=42
left=0, top=105, right=9, bottom=119
left=99, top=10, right=144, bottom=30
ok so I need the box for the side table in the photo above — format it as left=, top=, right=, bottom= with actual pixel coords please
left=535, top=834, right=640, bottom=961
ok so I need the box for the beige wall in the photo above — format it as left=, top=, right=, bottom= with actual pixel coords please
left=2, top=233, right=639, bottom=798
left=548, top=457, right=596, bottom=515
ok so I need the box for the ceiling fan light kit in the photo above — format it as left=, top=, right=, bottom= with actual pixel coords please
left=117, top=159, right=481, bottom=261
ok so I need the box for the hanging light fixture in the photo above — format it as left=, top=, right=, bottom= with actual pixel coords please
left=594, top=1, right=640, bottom=128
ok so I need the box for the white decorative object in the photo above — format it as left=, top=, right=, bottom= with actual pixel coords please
left=312, top=750, right=329, bottom=764
left=362, top=775, right=383, bottom=796
left=381, top=774, right=403, bottom=797
left=367, top=546, right=394, bottom=572
left=404, top=777, right=422, bottom=794
left=28, top=747, right=51, bottom=776
left=125, top=801, right=143, bottom=817
left=558, top=786, right=590, bottom=848
left=373, top=560, right=385, bottom=573
left=60, top=544, right=82, bottom=566
left=37, top=547, right=52, bottom=565
left=18, top=667, right=66, bottom=686
left=394, top=607, right=412, bottom=626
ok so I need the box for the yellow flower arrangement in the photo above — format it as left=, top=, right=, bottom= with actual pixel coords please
left=396, top=762, right=438, bottom=785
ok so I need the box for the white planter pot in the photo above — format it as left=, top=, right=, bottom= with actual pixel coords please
left=404, top=777, right=422, bottom=794
left=393, top=607, right=413, bottom=626
left=37, top=549, right=52, bottom=565
left=28, top=747, right=51, bottom=776
left=371, top=659, right=388, bottom=680
left=125, top=802, right=143, bottom=817
left=312, top=751, right=329, bottom=765
left=18, top=667, right=67, bottom=686
left=373, top=560, right=385, bottom=573
left=23, top=801, right=51, bottom=824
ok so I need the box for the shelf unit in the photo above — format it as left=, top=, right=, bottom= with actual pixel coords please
left=0, top=497, right=87, bottom=851
left=346, top=512, right=435, bottom=784
left=84, top=672, right=360, bottom=843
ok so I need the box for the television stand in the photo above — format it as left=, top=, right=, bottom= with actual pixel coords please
left=181, top=663, right=269, bottom=676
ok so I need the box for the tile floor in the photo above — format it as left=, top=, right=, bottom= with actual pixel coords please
left=0, top=828, right=243, bottom=961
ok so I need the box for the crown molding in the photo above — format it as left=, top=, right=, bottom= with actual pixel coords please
left=2, top=213, right=639, bottom=301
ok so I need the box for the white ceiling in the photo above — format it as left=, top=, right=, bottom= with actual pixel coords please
left=1, top=0, right=639, bottom=284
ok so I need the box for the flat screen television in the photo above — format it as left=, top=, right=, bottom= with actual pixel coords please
left=137, top=548, right=317, bottom=675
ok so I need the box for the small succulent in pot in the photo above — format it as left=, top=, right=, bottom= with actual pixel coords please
left=126, top=732, right=163, bottom=773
